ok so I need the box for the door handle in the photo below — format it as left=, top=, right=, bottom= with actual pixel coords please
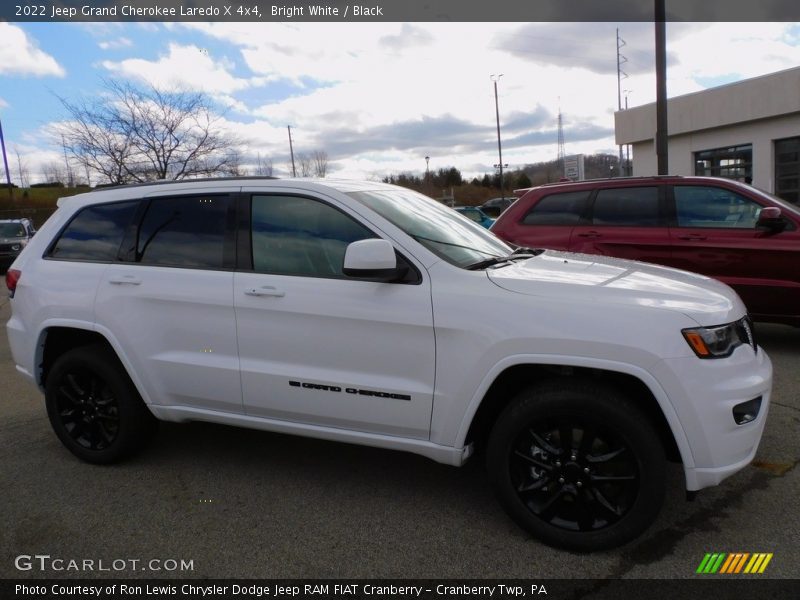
left=244, top=286, right=285, bottom=298
left=577, top=231, right=602, bottom=239
left=678, top=235, right=707, bottom=241
left=108, top=275, right=142, bottom=285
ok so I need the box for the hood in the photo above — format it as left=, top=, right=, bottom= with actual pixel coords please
left=487, top=250, right=744, bottom=325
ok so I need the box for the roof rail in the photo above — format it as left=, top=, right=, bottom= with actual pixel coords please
left=91, top=175, right=280, bottom=192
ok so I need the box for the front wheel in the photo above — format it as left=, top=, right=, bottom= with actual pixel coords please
left=45, top=344, right=157, bottom=464
left=486, top=379, right=666, bottom=552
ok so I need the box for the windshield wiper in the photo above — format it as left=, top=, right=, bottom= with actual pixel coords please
left=411, top=234, right=505, bottom=257
left=466, top=248, right=544, bottom=270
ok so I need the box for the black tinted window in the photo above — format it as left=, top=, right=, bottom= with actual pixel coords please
left=592, top=187, right=660, bottom=226
left=251, top=195, right=373, bottom=277
left=49, top=201, right=138, bottom=261
left=522, top=191, right=589, bottom=225
left=136, top=195, right=230, bottom=269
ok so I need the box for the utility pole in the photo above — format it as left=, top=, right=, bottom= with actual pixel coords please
left=655, top=0, right=669, bottom=174
left=0, top=116, right=13, bottom=200
left=616, top=28, right=628, bottom=177
left=287, top=125, right=296, bottom=177
left=491, top=74, right=506, bottom=198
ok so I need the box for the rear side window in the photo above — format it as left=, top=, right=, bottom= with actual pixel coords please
left=522, top=191, right=589, bottom=225
left=251, top=195, right=374, bottom=278
left=591, top=187, right=660, bottom=226
left=136, top=195, right=231, bottom=269
left=49, top=201, right=138, bottom=262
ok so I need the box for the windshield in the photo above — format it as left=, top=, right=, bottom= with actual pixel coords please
left=0, top=223, right=25, bottom=237
left=347, top=188, right=511, bottom=268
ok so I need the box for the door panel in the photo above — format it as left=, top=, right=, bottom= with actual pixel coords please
left=668, top=184, right=800, bottom=318
left=96, top=266, right=241, bottom=411
left=95, top=193, right=241, bottom=412
left=235, top=273, right=435, bottom=438
left=568, top=186, right=672, bottom=263
left=235, top=193, right=436, bottom=439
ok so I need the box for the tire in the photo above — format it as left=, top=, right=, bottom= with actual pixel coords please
left=486, top=379, right=666, bottom=552
left=45, top=344, right=158, bottom=464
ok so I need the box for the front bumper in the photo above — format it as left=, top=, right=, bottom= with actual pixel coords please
left=653, top=344, right=772, bottom=491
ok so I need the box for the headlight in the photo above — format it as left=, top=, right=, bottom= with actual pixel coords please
left=682, top=318, right=755, bottom=358
left=11, top=244, right=21, bottom=252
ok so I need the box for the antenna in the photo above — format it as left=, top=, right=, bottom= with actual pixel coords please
left=616, top=28, right=629, bottom=177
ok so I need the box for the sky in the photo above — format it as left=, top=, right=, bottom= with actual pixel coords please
left=1, top=20, right=800, bottom=184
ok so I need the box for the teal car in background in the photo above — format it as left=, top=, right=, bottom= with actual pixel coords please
left=454, top=206, right=495, bottom=228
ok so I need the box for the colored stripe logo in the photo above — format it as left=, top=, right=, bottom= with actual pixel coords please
left=696, top=553, right=773, bottom=574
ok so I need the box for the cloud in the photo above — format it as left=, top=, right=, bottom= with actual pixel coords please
left=379, top=24, right=434, bottom=51
left=101, top=43, right=266, bottom=95
left=0, top=23, right=64, bottom=77
left=98, top=38, right=133, bottom=50
left=13, top=21, right=800, bottom=183
left=0, top=97, right=7, bottom=109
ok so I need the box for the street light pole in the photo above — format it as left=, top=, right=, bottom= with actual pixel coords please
left=491, top=74, right=505, bottom=199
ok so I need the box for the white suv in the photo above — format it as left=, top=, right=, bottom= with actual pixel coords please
left=5, top=178, right=772, bottom=551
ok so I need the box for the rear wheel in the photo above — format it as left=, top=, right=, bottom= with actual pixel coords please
left=45, top=345, right=157, bottom=464
left=486, top=379, right=665, bottom=551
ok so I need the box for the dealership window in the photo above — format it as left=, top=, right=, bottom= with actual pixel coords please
left=774, top=137, right=800, bottom=205
left=694, top=145, right=752, bottom=182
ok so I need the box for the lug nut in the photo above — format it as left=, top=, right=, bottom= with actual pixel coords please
left=558, top=477, right=565, bottom=484
left=584, top=467, right=590, bottom=474
left=577, top=481, right=583, bottom=488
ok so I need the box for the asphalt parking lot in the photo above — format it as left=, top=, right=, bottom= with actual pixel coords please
left=1, top=296, right=798, bottom=580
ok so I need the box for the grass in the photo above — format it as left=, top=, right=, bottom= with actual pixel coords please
left=0, top=185, right=88, bottom=228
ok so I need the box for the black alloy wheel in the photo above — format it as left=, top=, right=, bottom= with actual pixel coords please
left=45, top=344, right=157, bottom=463
left=487, top=379, right=665, bottom=552
left=52, top=369, right=121, bottom=451
left=510, top=419, right=639, bottom=533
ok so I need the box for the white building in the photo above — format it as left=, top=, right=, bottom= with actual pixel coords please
left=615, top=66, right=800, bottom=204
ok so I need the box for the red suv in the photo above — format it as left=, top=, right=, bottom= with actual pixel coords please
left=491, top=176, right=800, bottom=326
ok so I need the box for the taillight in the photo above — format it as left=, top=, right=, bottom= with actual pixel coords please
left=6, top=269, right=20, bottom=298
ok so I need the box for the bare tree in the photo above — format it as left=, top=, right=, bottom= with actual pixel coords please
left=254, top=153, right=273, bottom=177
left=42, top=161, right=66, bottom=185
left=54, top=80, right=241, bottom=185
left=13, top=147, right=30, bottom=188
left=311, top=150, right=328, bottom=178
left=221, top=149, right=248, bottom=176
left=297, top=153, right=312, bottom=178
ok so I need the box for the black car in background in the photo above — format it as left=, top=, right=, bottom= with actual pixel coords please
left=479, top=196, right=516, bottom=217
left=0, top=218, right=36, bottom=271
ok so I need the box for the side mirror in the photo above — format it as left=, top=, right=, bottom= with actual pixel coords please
left=343, top=239, right=404, bottom=281
left=757, top=206, right=785, bottom=231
